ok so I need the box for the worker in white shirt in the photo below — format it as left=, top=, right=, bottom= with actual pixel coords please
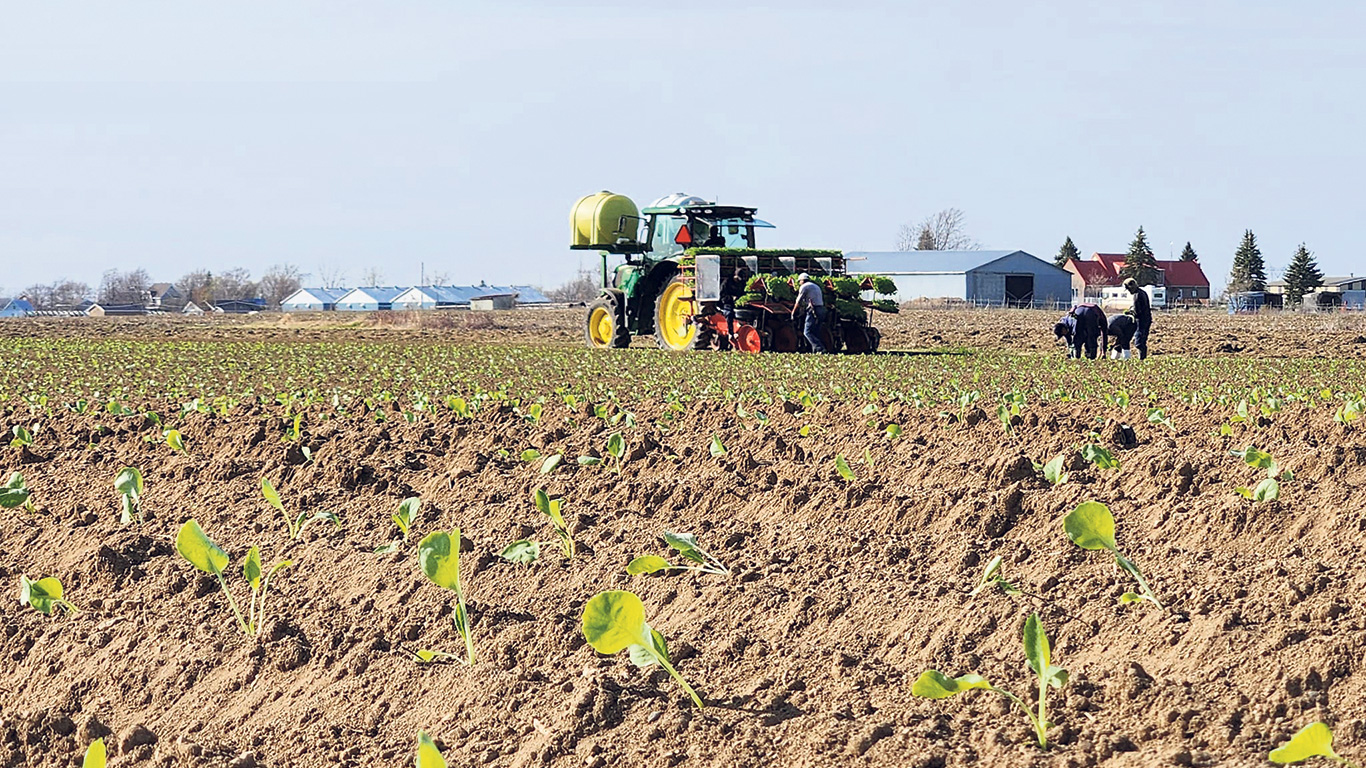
left=791, top=273, right=828, bottom=354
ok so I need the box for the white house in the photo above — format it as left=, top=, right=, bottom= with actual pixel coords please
left=281, top=287, right=348, bottom=312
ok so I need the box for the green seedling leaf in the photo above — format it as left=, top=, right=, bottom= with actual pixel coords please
left=419, top=530, right=462, bottom=593
left=581, top=590, right=704, bottom=707
left=244, top=546, right=263, bottom=591
left=577, top=455, right=602, bottom=466
left=373, top=540, right=402, bottom=556
left=0, top=472, right=32, bottom=509
left=628, top=625, right=670, bottom=668
left=1041, top=454, right=1068, bottom=485
left=1063, top=501, right=1117, bottom=550
left=539, top=454, right=563, bottom=474
left=1254, top=477, right=1281, bottom=502
left=19, top=575, right=77, bottom=615
left=582, top=590, right=648, bottom=654
left=411, top=648, right=456, bottom=663
left=885, top=423, right=903, bottom=440
left=165, top=429, right=187, bottom=454
left=969, top=555, right=1018, bottom=597
left=393, top=497, right=420, bottom=539
left=1269, top=721, right=1341, bottom=764
left=176, top=520, right=229, bottom=575
left=82, top=738, right=106, bottom=768
left=834, top=454, right=856, bottom=482
left=114, top=466, right=143, bottom=499
left=520, top=448, right=541, bottom=463
left=10, top=425, right=33, bottom=447
left=911, top=670, right=993, bottom=699
left=1232, top=445, right=1275, bottom=472
left=499, top=539, right=541, bottom=565
left=415, top=731, right=448, bottom=768
left=1081, top=444, right=1119, bottom=470
left=627, top=555, right=671, bottom=575
left=709, top=435, right=727, bottom=457
left=606, top=432, right=625, bottom=459
left=261, top=477, right=284, bottom=513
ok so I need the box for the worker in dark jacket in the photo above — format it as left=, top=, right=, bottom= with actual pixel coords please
left=1108, top=313, right=1137, bottom=359
left=718, top=266, right=752, bottom=343
left=1053, top=303, right=1108, bottom=359
left=1124, top=278, right=1153, bottom=359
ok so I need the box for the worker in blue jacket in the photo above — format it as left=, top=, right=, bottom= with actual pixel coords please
left=1053, top=303, right=1108, bottom=359
left=1108, top=313, right=1137, bottom=359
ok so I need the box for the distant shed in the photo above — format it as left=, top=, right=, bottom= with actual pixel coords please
left=845, top=250, right=1072, bottom=306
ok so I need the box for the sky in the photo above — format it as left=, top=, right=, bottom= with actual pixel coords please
left=2, top=0, right=1364, bottom=295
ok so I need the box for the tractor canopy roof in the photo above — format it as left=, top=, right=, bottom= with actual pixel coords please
left=641, top=203, right=766, bottom=222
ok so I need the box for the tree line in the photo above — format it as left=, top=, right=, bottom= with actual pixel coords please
left=12, top=264, right=305, bottom=311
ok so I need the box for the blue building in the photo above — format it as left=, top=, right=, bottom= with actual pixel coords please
left=281, top=288, right=348, bottom=312
left=0, top=298, right=34, bottom=318
left=334, top=286, right=408, bottom=312
left=391, top=284, right=552, bottom=309
left=845, top=250, right=1072, bottom=307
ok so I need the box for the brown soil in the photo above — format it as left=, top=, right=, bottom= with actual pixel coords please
left=7, top=305, right=1364, bottom=357
left=3, top=390, right=1366, bottom=767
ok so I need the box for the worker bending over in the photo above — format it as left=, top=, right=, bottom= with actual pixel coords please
left=1108, top=313, right=1136, bottom=359
left=1054, top=304, right=1108, bottom=359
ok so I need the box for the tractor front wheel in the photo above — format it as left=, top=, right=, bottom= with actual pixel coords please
left=654, top=276, right=697, bottom=351
left=585, top=295, right=630, bottom=349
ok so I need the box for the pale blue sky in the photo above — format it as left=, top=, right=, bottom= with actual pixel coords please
left=2, top=1, right=1363, bottom=294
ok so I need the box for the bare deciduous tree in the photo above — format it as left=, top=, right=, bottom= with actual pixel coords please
left=316, top=264, right=348, bottom=288
left=360, top=267, right=385, bottom=287
left=258, top=263, right=304, bottom=309
left=428, top=271, right=451, bottom=286
left=98, top=269, right=152, bottom=305
left=544, top=268, right=601, bottom=303
left=896, top=208, right=979, bottom=251
left=22, top=280, right=91, bottom=309
left=178, top=270, right=215, bottom=305
left=212, top=268, right=257, bottom=302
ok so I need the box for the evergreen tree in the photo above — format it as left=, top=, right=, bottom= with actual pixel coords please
left=915, top=225, right=935, bottom=250
left=1281, top=243, right=1324, bottom=305
left=1118, top=226, right=1160, bottom=286
left=1054, top=236, right=1079, bottom=268
left=1228, top=229, right=1267, bottom=293
left=1179, top=242, right=1198, bottom=262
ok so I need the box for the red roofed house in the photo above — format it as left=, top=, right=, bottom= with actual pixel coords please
left=1063, top=253, right=1211, bottom=306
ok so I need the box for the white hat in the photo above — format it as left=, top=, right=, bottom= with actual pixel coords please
left=798, top=272, right=811, bottom=282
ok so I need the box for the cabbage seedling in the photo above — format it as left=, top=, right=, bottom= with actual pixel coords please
left=418, top=530, right=475, bottom=664
left=709, top=435, right=727, bottom=457
left=114, top=467, right=143, bottom=523
left=1147, top=406, right=1174, bottom=431
left=834, top=454, right=856, bottom=482
left=581, top=590, right=704, bottom=708
left=9, top=425, right=33, bottom=448
left=176, top=519, right=249, bottom=635
left=392, top=497, right=420, bottom=540
left=82, top=739, right=106, bottom=768
left=0, top=472, right=34, bottom=512
left=539, top=453, right=563, bottom=475
left=627, top=531, right=730, bottom=576
left=912, top=613, right=1065, bottom=749
left=416, top=731, right=447, bottom=768
left=1269, top=721, right=1357, bottom=766
left=164, top=429, right=188, bottom=455
left=1034, top=455, right=1068, bottom=486
left=243, top=546, right=293, bottom=635
left=1081, top=444, right=1119, bottom=470
left=1063, top=501, right=1162, bottom=607
left=19, top=575, right=78, bottom=615
left=535, top=488, right=574, bottom=557
left=409, top=648, right=457, bottom=664
left=606, top=432, right=626, bottom=473
left=968, top=555, right=1018, bottom=598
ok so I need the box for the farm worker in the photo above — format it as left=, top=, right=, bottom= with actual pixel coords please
left=1053, top=303, right=1108, bottom=359
left=1107, top=313, right=1137, bottom=359
left=1124, top=278, right=1153, bottom=359
left=791, top=273, right=828, bottom=354
left=719, top=266, right=752, bottom=343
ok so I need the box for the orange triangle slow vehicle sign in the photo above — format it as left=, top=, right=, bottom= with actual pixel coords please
left=674, top=224, right=692, bottom=245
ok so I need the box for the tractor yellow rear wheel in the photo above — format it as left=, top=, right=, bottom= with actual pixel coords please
left=654, top=276, right=697, bottom=351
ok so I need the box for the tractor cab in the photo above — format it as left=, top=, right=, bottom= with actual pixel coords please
left=638, top=194, right=774, bottom=263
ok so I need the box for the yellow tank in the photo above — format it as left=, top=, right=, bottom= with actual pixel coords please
left=571, top=191, right=640, bottom=250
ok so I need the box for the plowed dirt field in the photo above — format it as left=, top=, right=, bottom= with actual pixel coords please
left=3, top=311, right=1366, bottom=768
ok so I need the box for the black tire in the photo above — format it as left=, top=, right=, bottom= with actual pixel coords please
left=585, top=294, right=630, bottom=349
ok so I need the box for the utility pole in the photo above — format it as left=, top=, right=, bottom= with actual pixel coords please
left=421, top=261, right=425, bottom=286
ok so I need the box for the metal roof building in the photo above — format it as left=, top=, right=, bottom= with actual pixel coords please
left=392, top=284, right=552, bottom=310
left=845, top=250, right=1072, bottom=307
left=281, top=288, right=349, bottom=312
left=334, top=287, right=408, bottom=312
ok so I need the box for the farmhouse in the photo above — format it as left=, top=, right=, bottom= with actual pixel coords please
left=0, top=298, right=35, bottom=318
left=1266, top=275, right=1366, bottom=308
left=1065, top=253, right=1211, bottom=305
left=844, top=250, right=1072, bottom=307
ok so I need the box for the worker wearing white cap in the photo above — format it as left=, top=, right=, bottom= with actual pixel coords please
left=791, top=273, right=828, bottom=353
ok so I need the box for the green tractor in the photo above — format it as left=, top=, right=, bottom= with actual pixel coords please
left=570, top=191, right=895, bottom=353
